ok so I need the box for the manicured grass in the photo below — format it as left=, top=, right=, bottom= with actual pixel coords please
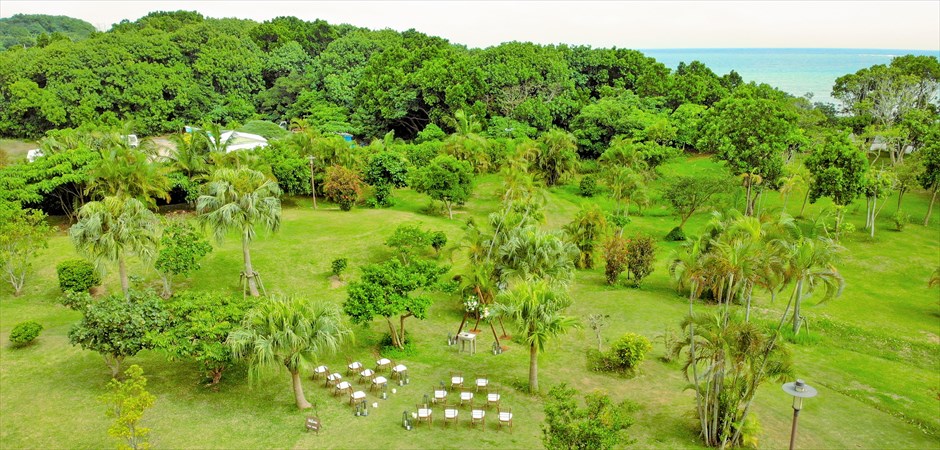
left=1, top=156, right=938, bottom=449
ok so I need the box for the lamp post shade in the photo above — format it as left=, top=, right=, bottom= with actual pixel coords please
left=782, top=379, right=817, bottom=411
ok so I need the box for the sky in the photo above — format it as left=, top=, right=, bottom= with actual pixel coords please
left=1, top=1, right=938, bottom=50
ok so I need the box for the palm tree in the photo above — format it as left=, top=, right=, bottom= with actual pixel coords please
left=167, top=133, right=209, bottom=179
left=443, top=109, right=491, bottom=173
left=495, top=226, right=578, bottom=286
left=87, top=138, right=170, bottom=209
left=534, top=129, right=578, bottom=186
left=598, top=137, right=648, bottom=173
left=604, top=167, right=646, bottom=218
left=197, top=168, right=281, bottom=297
left=779, top=169, right=808, bottom=216
left=70, top=196, right=159, bottom=297
left=784, top=237, right=845, bottom=334
left=563, top=205, right=608, bottom=269
left=674, top=312, right=793, bottom=447
left=196, top=122, right=236, bottom=154
left=228, top=295, right=352, bottom=409
left=493, top=281, right=580, bottom=393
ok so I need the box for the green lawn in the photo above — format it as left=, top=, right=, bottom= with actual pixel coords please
left=1, top=156, right=938, bottom=449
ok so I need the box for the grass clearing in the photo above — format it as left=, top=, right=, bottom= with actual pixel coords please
left=1, top=156, right=938, bottom=448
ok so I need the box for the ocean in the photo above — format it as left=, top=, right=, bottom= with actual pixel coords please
left=640, top=48, right=940, bottom=105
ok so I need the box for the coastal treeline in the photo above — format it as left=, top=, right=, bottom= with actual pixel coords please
left=0, top=11, right=842, bottom=140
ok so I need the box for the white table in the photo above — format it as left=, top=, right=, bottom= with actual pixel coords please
left=457, top=332, right=477, bottom=355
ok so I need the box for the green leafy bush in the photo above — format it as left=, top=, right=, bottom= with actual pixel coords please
left=589, top=333, right=651, bottom=377
left=331, top=258, right=348, bottom=278
left=664, top=226, right=687, bottom=241
left=371, top=183, right=393, bottom=207
left=893, top=211, right=910, bottom=232
left=56, top=259, right=101, bottom=293
left=60, top=290, right=93, bottom=311
left=579, top=175, right=598, bottom=197
left=9, top=321, right=43, bottom=347
left=323, top=165, right=363, bottom=211
left=430, top=231, right=447, bottom=254
left=626, top=234, right=656, bottom=288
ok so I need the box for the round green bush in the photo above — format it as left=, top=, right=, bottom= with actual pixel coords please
left=607, top=333, right=652, bottom=375
left=9, top=321, right=43, bottom=347
left=664, top=226, right=687, bottom=241
left=579, top=176, right=598, bottom=197
left=56, top=259, right=101, bottom=293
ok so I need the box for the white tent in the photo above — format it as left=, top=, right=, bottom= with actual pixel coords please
left=219, top=131, right=268, bottom=152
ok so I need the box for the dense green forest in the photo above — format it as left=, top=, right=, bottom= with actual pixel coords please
left=0, top=10, right=837, bottom=140
left=0, top=14, right=96, bottom=50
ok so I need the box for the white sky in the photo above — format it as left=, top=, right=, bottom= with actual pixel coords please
left=1, top=1, right=938, bottom=50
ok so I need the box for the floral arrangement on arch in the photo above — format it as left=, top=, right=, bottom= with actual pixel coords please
left=462, top=295, right=490, bottom=320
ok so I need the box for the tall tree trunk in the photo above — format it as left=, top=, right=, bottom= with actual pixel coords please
left=744, top=284, right=753, bottom=323
left=242, top=231, right=260, bottom=297
left=897, top=189, right=905, bottom=212
left=160, top=274, right=172, bottom=299
left=399, top=313, right=413, bottom=347
left=925, top=188, right=937, bottom=226
left=865, top=197, right=872, bottom=229
left=870, top=196, right=877, bottom=238
left=118, top=255, right=130, bottom=298
left=105, top=354, right=124, bottom=378
left=792, top=278, right=804, bottom=334
left=688, top=282, right=708, bottom=440
left=290, top=369, right=313, bottom=409
left=799, top=189, right=810, bottom=217
left=385, top=317, right=402, bottom=349
left=446, top=201, right=454, bottom=219
left=528, top=343, right=539, bottom=393
left=744, top=181, right=753, bottom=216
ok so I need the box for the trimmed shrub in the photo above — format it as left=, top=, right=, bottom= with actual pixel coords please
left=331, top=258, right=348, bottom=278
left=589, top=333, right=651, bottom=377
left=323, top=165, right=364, bottom=211
left=893, top=212, right=910, bottom=232
left=9, top=321, right=43, bottom=347
left=664, top=226, right=687, bottom=241
left=430, top=231, right=447, bottom=254
left=56, top=259, right=101, bottom=293
left=626, top=234, right=656, bottom=288
left=579, top=176, right=598, bottom=197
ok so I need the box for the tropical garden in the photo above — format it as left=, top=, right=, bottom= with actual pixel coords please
left=0, top=11, right=938, bottom=450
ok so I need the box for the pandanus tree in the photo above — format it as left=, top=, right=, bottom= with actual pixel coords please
left=197, top=168, right=281, bottom=297
left=70, top=196, right=159, bottom=298
left=493, top=280, right=580, bottom=393
left=228, top=295, right=351, bottom=409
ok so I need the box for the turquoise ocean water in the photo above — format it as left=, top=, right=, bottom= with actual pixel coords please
left=640, top=48, right=940, bottom=105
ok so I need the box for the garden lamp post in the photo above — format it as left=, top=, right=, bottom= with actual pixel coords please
left=307, top=154, right=318, bottom=209
left=782, top=379, right=817, bottom=450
